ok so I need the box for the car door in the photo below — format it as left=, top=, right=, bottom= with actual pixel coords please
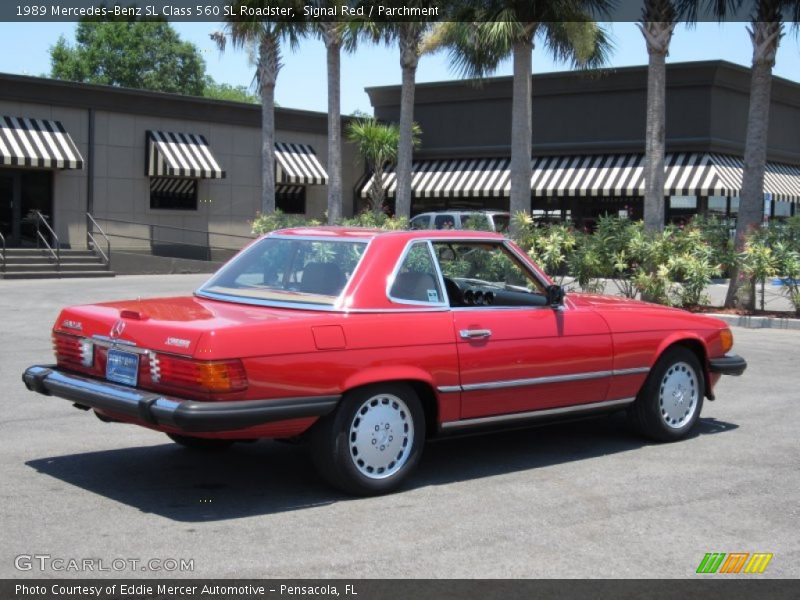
left=432, top=240, right=613, bottom=420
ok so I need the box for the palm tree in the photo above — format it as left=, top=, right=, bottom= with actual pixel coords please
left=346, top=117, right=420, bottom=215
left=212, top=2, right=302, bottom=215
left=724, top=0, right=800, bottom=309
left=369, top=20, right=432, bottom=220
left=430, top=3, right=612, bottom=233
left=639, top=1, right=678, bottom=233
left=304, top=9, right=360, bottom=224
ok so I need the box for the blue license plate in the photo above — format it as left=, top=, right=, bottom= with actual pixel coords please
left=106, top=349, right=139, bottom=387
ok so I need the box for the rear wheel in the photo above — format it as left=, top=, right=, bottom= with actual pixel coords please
left=309, top=383, right=425, bottom=496
left=167, top=433, right=235, bottom=451
left=628, top=346, right=705, bottom=442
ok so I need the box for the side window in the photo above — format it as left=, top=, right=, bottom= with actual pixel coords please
left=389, top=242, right=444, bottom=305
left=433, top=242, right=547, bottom=307
left=410, top=215, right=429, bottom=230
left=434, top=214, right=456, bottom=229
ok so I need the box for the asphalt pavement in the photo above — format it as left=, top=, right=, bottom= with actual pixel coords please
left=1, top=274, right=797, bottom=578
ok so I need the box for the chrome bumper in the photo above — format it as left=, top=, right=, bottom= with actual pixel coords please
left=22, top=365, right=340, bottom=432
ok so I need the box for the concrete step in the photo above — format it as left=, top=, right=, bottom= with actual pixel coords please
left=1, top=270, right=116, bottom=280
left=2, top=255, right=104, bottom=265
left=3, top=248, right=97, bottom=256
left=3, top=263, right=108, bottom=273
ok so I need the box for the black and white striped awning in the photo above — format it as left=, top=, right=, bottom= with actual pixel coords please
left=359, top=153, right=800, bottom=202
left=146, top=130, right=225, bottom=179
left=150, top=177, right=197, bottom=198
left=359, top=158, right=512, bottom=199
left=0, top=116, right=83, bottom=169
left=275, top=143, right=328, bottom=185
left=275, top=185, right=305, bottom=197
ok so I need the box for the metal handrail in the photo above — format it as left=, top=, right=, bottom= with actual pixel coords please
left=93, top=216, right=254, bottom=242
left=34, top=211, right=60, bottom=270
left=0, top=231, right=5, bottom=273
left=86, top=213, right=111, bottom=267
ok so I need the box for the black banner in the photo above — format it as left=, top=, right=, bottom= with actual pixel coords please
left=2, top=580, right=799, bottom=600
left=0, top=0, right=762, bottom=23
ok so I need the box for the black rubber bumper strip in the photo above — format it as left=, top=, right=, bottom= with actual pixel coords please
left=22, top=365, right=340, bottom=432
left=709, top=354, right=747, bottom=377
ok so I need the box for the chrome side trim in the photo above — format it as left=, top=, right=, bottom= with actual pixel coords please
left=612, top=367, right=651, bottom=376
left=436, top=385, right=461, bottom=394
left=462, top=370, right=613, bottom=392
left=440, top=397, right=636, bottom=431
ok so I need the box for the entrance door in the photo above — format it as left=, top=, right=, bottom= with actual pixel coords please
left=0, top=173, right=20, bottom=246
left=0, top=170, right=53, bottom=247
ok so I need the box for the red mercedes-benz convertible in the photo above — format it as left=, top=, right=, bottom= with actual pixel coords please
left=23, top=227, right=746, bottom=495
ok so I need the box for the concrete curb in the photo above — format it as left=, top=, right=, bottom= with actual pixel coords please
left=706, top=313, right=800, bottom=330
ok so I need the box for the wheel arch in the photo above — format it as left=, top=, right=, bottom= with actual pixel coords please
left=653, top=335, right=713, bottom=400
left=340, top=368, right=441, bottom=438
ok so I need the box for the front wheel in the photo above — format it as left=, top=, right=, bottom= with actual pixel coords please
left=309, top=383, right=425, bottom=496
left=628, top=347, right=705, bottom=442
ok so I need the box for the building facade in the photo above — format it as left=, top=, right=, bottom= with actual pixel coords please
left=0, top=74, right=363, bottom=254
left=364, top=60, right=800, bottom=226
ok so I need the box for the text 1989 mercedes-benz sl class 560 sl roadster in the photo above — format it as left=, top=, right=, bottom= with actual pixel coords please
left=23, top=227, right=746, bottom=495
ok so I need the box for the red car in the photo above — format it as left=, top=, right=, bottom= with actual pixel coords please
left=23, top=227, right=746, bottom=495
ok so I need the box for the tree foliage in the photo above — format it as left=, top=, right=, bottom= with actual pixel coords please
left=202, top=77, right=259, bottom=103
left=50, top=21, right=206, bottom=96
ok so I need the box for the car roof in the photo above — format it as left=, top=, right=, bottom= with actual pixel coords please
left=271, top=226, right=505, bottom=241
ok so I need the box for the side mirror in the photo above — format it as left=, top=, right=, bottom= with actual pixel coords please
left=545, top=284, right=565, bottom=307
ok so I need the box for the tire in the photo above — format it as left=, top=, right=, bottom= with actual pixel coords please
left=167, top=433, right=235, bottom=451
left=309, top=383, right=426, bottom=496
left=628, top=346, right=705, bottom=442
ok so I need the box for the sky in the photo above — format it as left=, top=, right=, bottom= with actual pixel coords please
left=0, top=21, right=798, bottom=115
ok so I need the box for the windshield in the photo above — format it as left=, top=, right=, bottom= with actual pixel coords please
left=198, top=236, right=368, bottom=307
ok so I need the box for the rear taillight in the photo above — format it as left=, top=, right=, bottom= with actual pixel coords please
left=154, top=354, right=248, bottom=393
left=53, top=333, right=94, bottom=369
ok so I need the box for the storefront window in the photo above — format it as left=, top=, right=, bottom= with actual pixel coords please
left=708, top=196, right=728, bottom=216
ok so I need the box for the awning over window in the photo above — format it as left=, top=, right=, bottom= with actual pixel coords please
left=0, top=116, right=83, bottom=169
left=359, top=158, right=511, bottom=199
left=275, top=184, right=305, bottom=197
left=146, top=130, right=225, bottom=179
left=275, top=142, right=328, bottom=185
left=150, top=177, right=197, bottom=198
left=359, top=153, right=800, bottom=202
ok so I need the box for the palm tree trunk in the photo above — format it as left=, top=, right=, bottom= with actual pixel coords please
left=258, top=35, right=280, bottom=215
left=724, top=21, right=782, bottom=309
left=509, top=39, right=533, bottom=234
left=640, top=21, right=674, bottom=233
left=396, top=26, right=419, bottom=220
left=371, top=169, right=385, bottom=216
left=325, top=30, right=342, bottom=224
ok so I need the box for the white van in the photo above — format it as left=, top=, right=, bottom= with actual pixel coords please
left=409, top=211, right=510, bottom=232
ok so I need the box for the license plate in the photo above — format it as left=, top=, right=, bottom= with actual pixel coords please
left=106, top=349, right=139, bottom=387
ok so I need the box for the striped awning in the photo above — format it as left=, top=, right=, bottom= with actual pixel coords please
left=275, top=184, right=305, bottom=197
left=359, top=158, right=511, bottom=199
left=275, top=142, right=328, bottom=185
left=359, top=153, right=800, bottom=202
left=150, top=177, right=197, bottom=198
left=0, top=116, right=83, bottom=169
left=146, top=130, right=225, bottom=179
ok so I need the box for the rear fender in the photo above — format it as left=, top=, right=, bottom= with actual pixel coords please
left=342, top=366, right=438, bottom=394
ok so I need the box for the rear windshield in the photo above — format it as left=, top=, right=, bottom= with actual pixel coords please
left=198, top=237, right=367, bottom=307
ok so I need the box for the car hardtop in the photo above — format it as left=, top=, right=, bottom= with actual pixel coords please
left=270, top=226, right=506, bottom=242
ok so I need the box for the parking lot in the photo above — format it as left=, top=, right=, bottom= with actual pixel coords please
left=1, top=274, right=798, bottom=578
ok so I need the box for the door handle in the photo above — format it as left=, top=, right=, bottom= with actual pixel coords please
left=459, top=329, right=492, bottom=339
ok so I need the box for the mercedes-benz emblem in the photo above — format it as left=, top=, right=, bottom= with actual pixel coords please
left=110, top=320, right=126, bottom=338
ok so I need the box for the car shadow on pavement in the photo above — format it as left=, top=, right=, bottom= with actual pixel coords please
left=26, top=413, right=737, bottom=522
